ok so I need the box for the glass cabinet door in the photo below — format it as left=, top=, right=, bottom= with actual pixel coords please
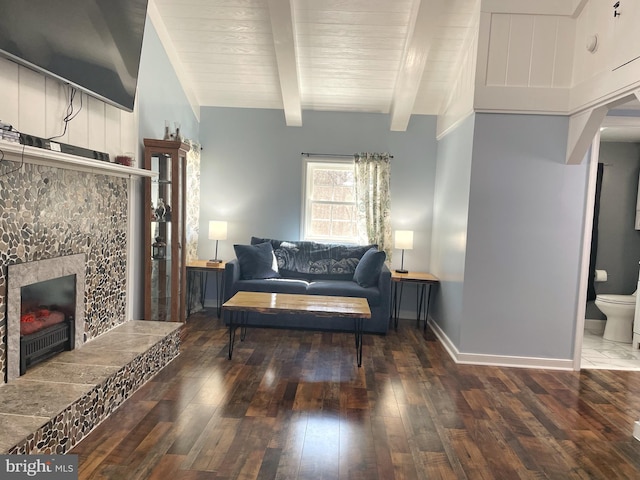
left=150, top=152, right=172, bottom=321
left=144, top=139, right=189, bottom=322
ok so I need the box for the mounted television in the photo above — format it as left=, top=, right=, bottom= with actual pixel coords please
left=0, top=0, right=148, bottom=112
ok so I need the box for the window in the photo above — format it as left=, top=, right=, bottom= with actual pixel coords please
left=302, top=159, right=358, bottom=243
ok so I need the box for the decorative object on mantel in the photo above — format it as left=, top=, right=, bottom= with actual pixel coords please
left=394, top=230, right=413, bottom=273
left=114, top=153, right=133, bottom=166
left=0, top=120, right=19, bottom=142
left=163, top=120, right=171, bottom=141
left=208, top=220, right=227, bottom=263
left=152, top=236, right=166, bottom=259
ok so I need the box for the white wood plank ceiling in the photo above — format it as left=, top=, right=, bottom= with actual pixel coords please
left=151, top=0, right=478, bottom=129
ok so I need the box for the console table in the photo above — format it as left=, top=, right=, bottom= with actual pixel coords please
left=391, top=271, right=439, bottom=331
left=186, top=260, right=226, bottom=318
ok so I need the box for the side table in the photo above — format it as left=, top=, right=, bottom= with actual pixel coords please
left=391, top=271, right=439, bottom=331
left=186, top=260, right=226, bottom=318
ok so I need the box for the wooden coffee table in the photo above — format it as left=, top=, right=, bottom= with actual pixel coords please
left=222, top=292, right=371, bottom=367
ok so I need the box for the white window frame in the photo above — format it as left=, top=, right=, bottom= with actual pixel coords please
left=301, top=157, right=358, bottom=243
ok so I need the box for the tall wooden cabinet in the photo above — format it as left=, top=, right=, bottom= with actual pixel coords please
left=143, top=138, right=190, bottom=322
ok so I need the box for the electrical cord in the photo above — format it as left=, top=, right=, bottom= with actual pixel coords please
left=48, top=85, right=83, bottom=141
left=1, top=84, right=81, bottom=176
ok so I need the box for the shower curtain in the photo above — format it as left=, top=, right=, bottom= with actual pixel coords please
left=587, top=163, right=604, bottom=301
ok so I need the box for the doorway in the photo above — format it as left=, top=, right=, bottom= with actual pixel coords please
left=578, top=103, right=640, bottom=370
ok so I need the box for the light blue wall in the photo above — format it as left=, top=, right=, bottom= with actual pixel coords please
left=431, top=114, right=475, bottom=346
left=132, top=18, right=200, bottom=318
left=137, top=20, right=199, bottom=144
left=198, top=108, right=438, bottom=314
left=461, top=114, right=589, bottom=359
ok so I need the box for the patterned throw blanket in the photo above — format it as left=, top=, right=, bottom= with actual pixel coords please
left=251, top=237, right=376, bottom=281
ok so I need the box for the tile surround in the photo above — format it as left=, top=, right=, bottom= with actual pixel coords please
left=6, top=253, right=86, bottom=381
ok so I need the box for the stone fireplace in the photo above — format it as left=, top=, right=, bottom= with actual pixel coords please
left=0, top=149, right=131, bottom=385
left=0, top=141, right=188, bottom=455
left=0, top=143, right=183, bottom=455
left=6, top=254, right=86, bottom=381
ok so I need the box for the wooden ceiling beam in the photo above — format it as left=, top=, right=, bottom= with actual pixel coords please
left=267, top=0, right=302, bottom=126
left=390, top=0, right=443, bottom=131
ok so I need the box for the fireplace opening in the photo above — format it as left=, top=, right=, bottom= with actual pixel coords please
left=20, top=274, right=76, bottom=374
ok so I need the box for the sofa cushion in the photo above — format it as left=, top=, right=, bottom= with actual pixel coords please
left=306, top=280, right=381, bottom=307
left=234, top=278, right=309, bottom=295
left=234, top=242, right=280, bottom=280
left=353, top=247, right=386, bottom=287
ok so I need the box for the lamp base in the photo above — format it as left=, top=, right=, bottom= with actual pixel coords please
left=208, top=259, right=222, bottom=263
left=395, top=269, right=408, bottom=274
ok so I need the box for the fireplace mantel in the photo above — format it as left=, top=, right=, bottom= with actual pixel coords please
left=0, top=140, right=156, bottom=179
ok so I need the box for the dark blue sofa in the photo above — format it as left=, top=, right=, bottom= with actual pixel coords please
left=223, top=237, right=391, bottom=334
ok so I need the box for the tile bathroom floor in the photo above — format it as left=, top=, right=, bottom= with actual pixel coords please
left=582, top=324, right=640, bottom=370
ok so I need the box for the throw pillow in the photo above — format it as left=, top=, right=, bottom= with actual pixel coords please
left=234, top=242, right=281, bottom=280
left=353, top=247, right=386, bottom=287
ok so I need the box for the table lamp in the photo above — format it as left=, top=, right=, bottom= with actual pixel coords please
left=394, top=230, right=413, bottom=273
left=208, top=221, right=227, bottom=263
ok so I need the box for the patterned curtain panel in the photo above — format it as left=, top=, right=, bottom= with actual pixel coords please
left=184, top=139, right=201, bottom=262
left=354, top=152, right=392, bottom=261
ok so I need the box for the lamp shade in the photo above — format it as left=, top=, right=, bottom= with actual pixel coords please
left=208, top=221, right=228, bottom=241
left=394, top=230, right=414, bottom=250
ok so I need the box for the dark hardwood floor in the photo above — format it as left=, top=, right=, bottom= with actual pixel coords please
left=72, top=311, right=640, bottom=479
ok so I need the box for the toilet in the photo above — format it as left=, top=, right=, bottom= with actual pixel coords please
left=595, top=291, right=636, bottom=343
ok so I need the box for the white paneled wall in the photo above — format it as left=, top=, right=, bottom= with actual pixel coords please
left=483, top=13, right=573, bottom=88
left=17, top=67, right=46, bottom=137
left=474, top=12, right=574, bottom=114
left=475, top=1, right=640, bottom=115
left=0, top=56, right=137, bottom=159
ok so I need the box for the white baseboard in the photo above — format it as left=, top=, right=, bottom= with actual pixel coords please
left=427, top=318, right=575, bottom=371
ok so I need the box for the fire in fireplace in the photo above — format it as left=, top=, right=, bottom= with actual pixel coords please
left=19, top=275, right=76, bottom=374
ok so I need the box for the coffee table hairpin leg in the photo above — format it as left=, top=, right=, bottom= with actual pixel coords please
left=228, top=311, right=248, bottom=360
left=354, top=317, right=364, bottom=367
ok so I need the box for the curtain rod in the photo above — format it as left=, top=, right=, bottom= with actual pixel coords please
left=301, top=152, right=393, bottom=159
